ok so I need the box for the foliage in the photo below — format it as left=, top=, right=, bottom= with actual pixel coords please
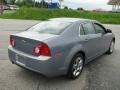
left=0, top=0, right=7, bottom=4
left=15, top=0, right=48, bottom=8
left=64, top=6, right=68, bottom=9
left=0, top=7, right=120, bottom=24
left=77, top=8, right=84, bottom=11
left=35, top=0, right=48, bottom=8
left=15, top=0, right=33, bottom=7
left=7, top=0, right=16, bottom=4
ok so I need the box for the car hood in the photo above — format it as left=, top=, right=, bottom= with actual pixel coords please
left=13, top=31, right=58, bottom=41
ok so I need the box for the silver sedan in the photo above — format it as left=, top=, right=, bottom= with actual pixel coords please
left=8, top=18, right=115, bottom=79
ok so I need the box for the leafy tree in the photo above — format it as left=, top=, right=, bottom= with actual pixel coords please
left=77, top=7, right=84, bottom=11
left=7, top=0, right=16, bottom=4
left=0, top=0, right=6, bottom=15
left=40, top=0, right=48, bottom=8
left=34, top=0, right=48, bottom=8
left=64, top=6, right=68, bottom=9
left=0, top=0, right=7, bottom=4
left=15, top=0, right=48, bottom=8
left=16, top=0, right=33, bottom=7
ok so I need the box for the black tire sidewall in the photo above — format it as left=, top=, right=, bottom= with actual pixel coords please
left=68, top=53, right=84, bottom=79
left=107, top=40, right=115, bottom=54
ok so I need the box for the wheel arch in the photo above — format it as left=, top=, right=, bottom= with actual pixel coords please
left=66, top=50, right=86, bottom=72
left=66, top=50, right=86, bottom=77
left=74, top=51, right=86, bottom=63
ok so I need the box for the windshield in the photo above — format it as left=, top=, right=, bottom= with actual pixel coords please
left=28, top=21, right=72, bottom=35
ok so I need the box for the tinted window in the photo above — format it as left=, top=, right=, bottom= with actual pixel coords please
left=82, top=23, right=95, bottom=35
left=28, top=21, right=72, bottom=35
left=94, top=23, right=105, bottom=34
left=80, top=26, right=85, bottom=35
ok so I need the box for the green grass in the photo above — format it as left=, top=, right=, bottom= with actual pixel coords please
left=0, top=7, right=120, bottom=24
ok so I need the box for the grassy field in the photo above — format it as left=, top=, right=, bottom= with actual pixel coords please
left=0, top=8, right=120, bottom=24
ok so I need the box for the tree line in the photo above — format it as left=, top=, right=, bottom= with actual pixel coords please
left=0, top=0, right=49, bottom=8
left=0, top=0, right=85, bottom=10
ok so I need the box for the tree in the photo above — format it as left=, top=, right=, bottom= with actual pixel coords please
left=77, top=7, right=84, bottom=11
left=64, top=6, right=68, bottom=9
left=36, top=0, right=48, bottom=8
left=0, top=0, right=7, bottom=4
left=16, top=0, right=48, bottom=8
left=7, top=0, right=16, bottom=4
left=0, top=0, right=7, bottom=15
left=16, top=0, right=33, bottom=7
left=41, top=0, right=48, bottom=8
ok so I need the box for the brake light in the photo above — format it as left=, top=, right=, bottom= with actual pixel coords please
left=34, top=43, right=51, bottom=56
left=10, top=36, right=16, bottom=47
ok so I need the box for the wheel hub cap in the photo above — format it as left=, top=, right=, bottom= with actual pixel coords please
left=72, top=57, right=83, bottom=77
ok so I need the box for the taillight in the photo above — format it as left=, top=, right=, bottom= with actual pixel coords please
left=34, top=43, right=51, bottom=56
left=10, top=36, right=16, bottom=47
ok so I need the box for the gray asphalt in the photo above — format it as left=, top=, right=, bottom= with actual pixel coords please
left=0, top=19, right=120, bottom=90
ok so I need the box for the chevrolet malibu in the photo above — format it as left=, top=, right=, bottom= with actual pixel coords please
left=8, top=18, right=115, bottom=79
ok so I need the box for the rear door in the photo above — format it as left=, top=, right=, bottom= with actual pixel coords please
left=79, top=22, right=102, bottom=61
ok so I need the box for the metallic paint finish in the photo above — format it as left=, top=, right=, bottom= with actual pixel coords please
left=8, top=18, right=115, bottom=77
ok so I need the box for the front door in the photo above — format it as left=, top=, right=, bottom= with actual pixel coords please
left=79, top=22, right=102, bottom=61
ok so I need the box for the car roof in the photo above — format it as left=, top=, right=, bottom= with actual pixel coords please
left=49, top=18, right=97, bottom=23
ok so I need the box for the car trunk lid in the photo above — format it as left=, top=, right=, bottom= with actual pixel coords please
left=11, top=31, right=57, bottom=56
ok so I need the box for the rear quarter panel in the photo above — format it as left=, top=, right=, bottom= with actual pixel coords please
left=44, top=21, right=86, bottom=74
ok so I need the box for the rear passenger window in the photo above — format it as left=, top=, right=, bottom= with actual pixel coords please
left=82, top=23, right=95, bottom=35
left=80, top=26, right=85, bottom=35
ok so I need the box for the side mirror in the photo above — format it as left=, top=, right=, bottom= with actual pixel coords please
left=106, top=29, right=112, bottom=33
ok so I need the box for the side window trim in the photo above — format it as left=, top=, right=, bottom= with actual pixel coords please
left=79, top=24, right=85, bottom=36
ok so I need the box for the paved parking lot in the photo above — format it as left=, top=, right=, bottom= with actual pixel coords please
left=0, top=19, right=120, bottom=90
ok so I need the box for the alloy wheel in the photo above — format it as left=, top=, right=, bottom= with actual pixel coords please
left=72, top=57, right=83, bottom=77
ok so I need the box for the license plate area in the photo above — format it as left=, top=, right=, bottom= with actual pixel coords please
left=15, top=54, right=26, bottom=67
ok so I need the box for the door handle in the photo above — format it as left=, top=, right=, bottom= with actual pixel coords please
left=84, top=38, right=89, bottom=41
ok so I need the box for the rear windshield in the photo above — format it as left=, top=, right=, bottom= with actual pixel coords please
left=28, top=21, right=72, bottom=35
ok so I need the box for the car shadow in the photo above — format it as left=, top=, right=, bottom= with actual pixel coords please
left=14, top=49, right=118, bottom=90
left=83, top=49, right=119, bottom=90
left=15, top=63, right=87, bottom=90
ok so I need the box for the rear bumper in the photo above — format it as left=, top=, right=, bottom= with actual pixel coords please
left=8, top=46, right=66, bottom=77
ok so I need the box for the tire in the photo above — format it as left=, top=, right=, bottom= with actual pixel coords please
left=107, top=40, right=115, bottom=54
left=67, top=53, right=84, bottom=79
